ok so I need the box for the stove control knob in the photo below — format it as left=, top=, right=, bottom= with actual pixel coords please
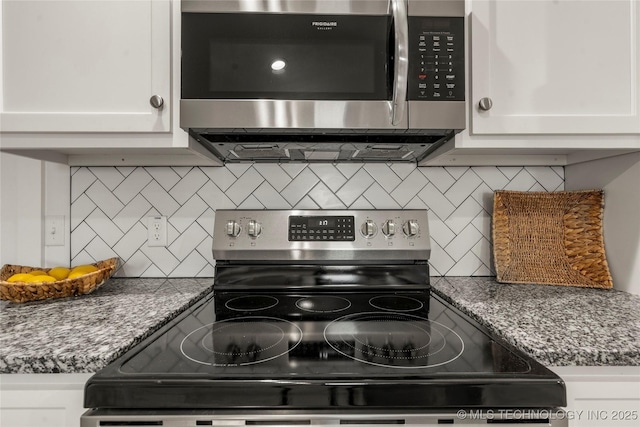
left=403, top=220, right=419, bottom=237
left=381, top=220, right=396, bottom=237
left=360, top=219, right=378, bottom=238
left=226, top=220, right=241, bottom=237
left=247, top=220, right=262, bottom=238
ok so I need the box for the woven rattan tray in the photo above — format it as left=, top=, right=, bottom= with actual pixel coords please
left=492, top=190, right=612, bottom=288
left=0, top=257, right=119, bottom=303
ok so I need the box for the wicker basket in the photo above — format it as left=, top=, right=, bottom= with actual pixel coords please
left=0, top=257, right=119, bottom=303
left=492, top=190, right=612, bottom=288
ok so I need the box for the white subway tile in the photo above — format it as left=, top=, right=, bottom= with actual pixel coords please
left=335, top=163, right=363, bottom=179
left=71, top=222, right=97, bottom=258
left=169, top=194, right=209, bottom=233
left=71, top=168, right=97, bottom=202
left=364, top=164, right=401, bottom=193
left=503, top=169, right=538, bottom=191
left=86, top=180, right=125, bottom=219
left=225, top=168, right=264, bottom=205
left=418, top=183, right=455, bottom=220
left=113, top=194, right=152, bottom=234
left=140, top=181, right=181, bottom=217
left=112, top=221, right=147, bottom=262
left=202, top=167, right=237, bottom=192
left=349, top=196, right=375, bottom=209
left=146, top=167, right=182, bottom=191
left=254, top=164, right=293, bottom=192
left=471, top=167, right=509, bottom=191
left=498, top=166, right=523, bottom=180
left=309, top=164, right=347, bottom=192
left=444, top=169, right=482, bottom=207
left=525, top=166, right=565, bottom=192
left=85, top=208, right=124, bottom=248
left=282, top=168, right=321, bottom=206
left=253, top=181, right=291, bottom=209
left=309, top=182, right=347, bottom=209
left=445, top=197, right=484, bottom=235
left=445, top=166, right=469, bottom=180
left=421, top=167, right=456, bottom=193
left=293, top=195, right=320, bottom=209
left=113, top=168, right=153, bottom=205
left=428, top=241, right=456, bottom=276
left=198, top=181, right=237, bottom=211
left=363, top=182, right=401, bottom=209
left=169, top=168, right=209, bottom=205
left=444, top=224, right=483, bottom=262
left=71, top=165, right=564, bottom=277
left=71, top=193, right=97, bottom=232
left=336, top=168, right=375, bottom=207
left=90, top=167, right=124, bottom=191
left=390, top=169, right=428, bottom=206
left=169, top=250, right=209, bottom=278
left=236, top=194, right=265, bottom=209
left=169, top=223, right=209, bottom=262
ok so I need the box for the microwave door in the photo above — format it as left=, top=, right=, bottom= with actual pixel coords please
left=180, top=0, right=409, bottom=130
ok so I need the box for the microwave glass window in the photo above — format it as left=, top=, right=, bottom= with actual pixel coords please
left=182, top=13, right=390, bottom=100
left=208, top=41, right=375, bottom=96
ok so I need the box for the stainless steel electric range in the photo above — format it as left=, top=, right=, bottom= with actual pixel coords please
left=81, top=210, right=567, bottom=427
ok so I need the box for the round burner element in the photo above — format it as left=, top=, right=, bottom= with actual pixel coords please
left=224, top=295, right=279, bottom=312
left=180, top=316, right=303, bottom=366
left=369, top=295, right=424, bottom=312
left=324, top=312, right=464, bottom=369
left=296, top=296, right=352, bottom=313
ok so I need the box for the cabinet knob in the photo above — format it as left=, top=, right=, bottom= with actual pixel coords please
left=478, top=97, right=493, bottom=111
left=149, top=95, right=164, bottom=109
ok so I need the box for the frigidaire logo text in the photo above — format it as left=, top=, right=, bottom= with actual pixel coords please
left=312, top=21, right=338, bottom=30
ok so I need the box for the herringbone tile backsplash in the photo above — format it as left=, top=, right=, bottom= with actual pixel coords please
left=70, top=164, right=564, bottom=277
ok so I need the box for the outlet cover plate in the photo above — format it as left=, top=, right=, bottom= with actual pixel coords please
left=45, top=215, right=65, bottom=246
left=147, top=216, right=167, bottom=247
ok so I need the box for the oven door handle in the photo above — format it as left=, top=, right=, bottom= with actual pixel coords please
left=390, top=0, right=409, bottom=126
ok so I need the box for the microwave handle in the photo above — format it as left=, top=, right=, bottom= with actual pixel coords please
left=390, top=0, right=409, bottom=126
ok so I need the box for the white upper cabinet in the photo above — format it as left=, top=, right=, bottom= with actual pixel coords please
left=1, top=0, right=170, bottom=133
left=471, top=0, right=640, bottom=135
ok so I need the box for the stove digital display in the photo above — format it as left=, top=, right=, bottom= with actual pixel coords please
left=289, top=216, right=355, bottom=241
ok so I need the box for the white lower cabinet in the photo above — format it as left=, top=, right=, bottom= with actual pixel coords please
left=551, top=366, right=640, bottom=427
left=0, top=373, right=92, bottom=427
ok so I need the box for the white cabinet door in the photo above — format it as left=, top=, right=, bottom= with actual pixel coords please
left=0, top=0, right=170, bottom=132
left=0, top=373, right=92, bottom=427
left=471, top=0, right=640, bottom=134
left=551, top=366, right=640, bottom=427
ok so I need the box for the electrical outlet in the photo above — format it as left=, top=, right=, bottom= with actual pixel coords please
left=147, top=216, right=167, bottom=247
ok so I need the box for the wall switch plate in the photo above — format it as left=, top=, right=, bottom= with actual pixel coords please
left=45, top=215, right=65, bottom=246
left=147, top=216, right=167, bottom=247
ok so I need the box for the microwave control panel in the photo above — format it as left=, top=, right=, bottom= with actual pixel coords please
left=408, top=17, right=465, bottom=101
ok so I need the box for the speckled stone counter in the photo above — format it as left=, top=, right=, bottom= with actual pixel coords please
left=1, top=276, right=639, bottom=374
left=431, top=276, right=640, bottom=366
left=0, top=278, right=213, bottom=374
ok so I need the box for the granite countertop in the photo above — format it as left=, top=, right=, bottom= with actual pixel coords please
left=431, top=277, right=640, bottom=366
left=0, top=278, right=213, bottom=374
left=1, top=276, right=639, bottom=374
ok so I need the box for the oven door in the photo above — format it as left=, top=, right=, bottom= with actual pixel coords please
left=180, top=0, right=409, bottom=130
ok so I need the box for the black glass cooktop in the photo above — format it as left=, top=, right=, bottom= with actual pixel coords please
left=84, top=289, right=566, bottom=409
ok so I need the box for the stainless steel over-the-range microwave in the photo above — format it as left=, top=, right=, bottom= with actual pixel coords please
left=180, top=0, right=466, bottom=163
